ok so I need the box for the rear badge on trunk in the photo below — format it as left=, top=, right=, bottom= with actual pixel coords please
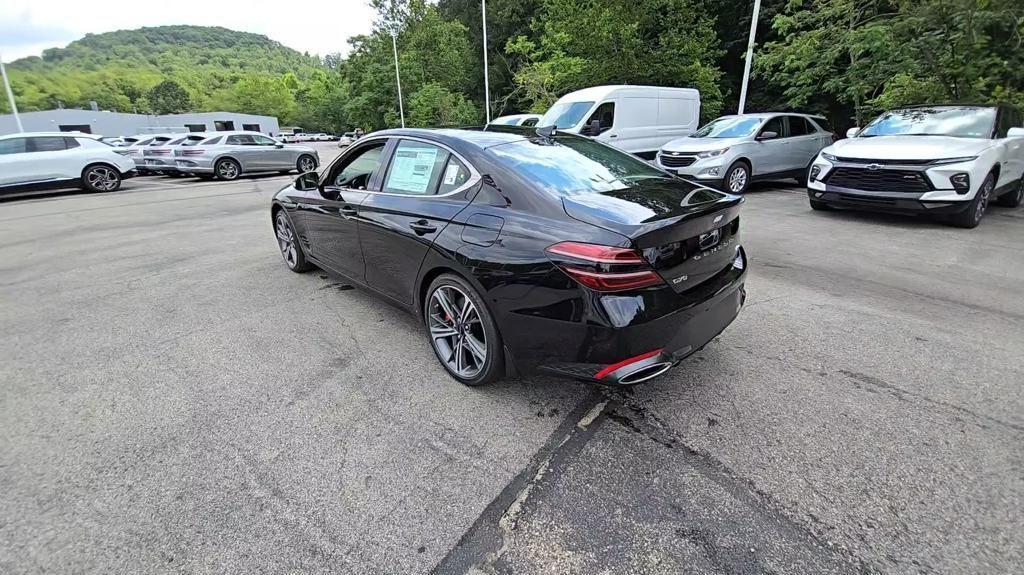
left=672, top=275, right=689, bottom=284
left=698, top=229, right=722, bottom=250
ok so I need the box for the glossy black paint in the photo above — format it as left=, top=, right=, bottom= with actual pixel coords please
left=272, top=128, right=747, bottom=382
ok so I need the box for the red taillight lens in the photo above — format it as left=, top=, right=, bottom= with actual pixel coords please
left=545, top=241, right=664, bottom=292
left=181, top=149, right=205, bottom=156
left=545, top=241, right=645, bottom=264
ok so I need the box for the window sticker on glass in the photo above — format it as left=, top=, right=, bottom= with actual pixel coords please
left=443, top=163, right=460, bottom=186
left=387, top=147, right=439, bottom=193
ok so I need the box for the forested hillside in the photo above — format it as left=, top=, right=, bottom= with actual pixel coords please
left=2, top=1, right=1023, bottom=133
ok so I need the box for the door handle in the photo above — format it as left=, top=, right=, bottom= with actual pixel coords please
left=609, top=134, right=618, bottom=138
left=408, top=219, right=437, bottom=235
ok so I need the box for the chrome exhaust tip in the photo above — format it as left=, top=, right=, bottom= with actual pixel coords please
left=618, top=361, right=674, bottom=385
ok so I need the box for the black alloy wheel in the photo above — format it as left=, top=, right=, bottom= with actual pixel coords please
left=425, top=274, right=503, bottom=386
left=275, top=211, right=312, bottom=272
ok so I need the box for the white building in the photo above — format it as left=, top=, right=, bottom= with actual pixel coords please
left=0, top=109, right=280, bottom=137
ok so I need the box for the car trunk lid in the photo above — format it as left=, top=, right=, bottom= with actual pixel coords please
left=561, top=178, right=742, bottom=293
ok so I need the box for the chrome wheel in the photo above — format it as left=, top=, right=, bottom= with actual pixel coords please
left=298, top=156, right=316, bottom=172
left=217, top=160, right=239, bottom=180
left=428, top=285, right=487, bottom=379
left=728, top=165, right=748, bottom=193
left=974, top=177, right=993, bottom=223
left=275, top=213, right=298, bottom=268
left=85, top=166, right=119, bottom=191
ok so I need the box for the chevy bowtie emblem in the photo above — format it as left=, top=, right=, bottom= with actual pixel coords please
left=713, top=215, right=723, bottom=224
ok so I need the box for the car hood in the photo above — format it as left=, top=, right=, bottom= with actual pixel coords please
left=661, top=136, right=747, bottom=153
left=827, top=136, right=991, bottom=160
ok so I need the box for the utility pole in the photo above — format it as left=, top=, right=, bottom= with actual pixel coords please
left=737, top=0, right=761, bottom=115
left=0, top=52, right=24, bottom=132
left=391, top=31, right=405, bottom=128
left=481, top=0, right=491, bottom=124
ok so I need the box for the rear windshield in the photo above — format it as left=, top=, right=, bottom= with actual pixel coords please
left=489, top=137, right=673, bottom=195
left=200, top=136, right=223, bottom=145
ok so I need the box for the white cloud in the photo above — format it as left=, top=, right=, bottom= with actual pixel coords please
left=0, top=0, right=377, bottom=61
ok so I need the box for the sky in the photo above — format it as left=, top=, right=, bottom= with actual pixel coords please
left=0, top=0, right=378, bottom=61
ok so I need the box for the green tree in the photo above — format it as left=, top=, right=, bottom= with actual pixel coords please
left=216, top=76, right=297, bottom=121
left=147, top=79, right=193, bottom=114
left=405, top=82, right=480, bottom=127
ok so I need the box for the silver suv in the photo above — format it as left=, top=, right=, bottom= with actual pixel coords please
left=173, top=131, right=319, bottom=180
left=657, top=113, right=835, bottom=193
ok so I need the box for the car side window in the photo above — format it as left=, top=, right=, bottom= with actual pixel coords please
left=0, top=138, right=27, bottom=155
left=202, top=136, right=223, bottom=145
left=253, top=135, right=277, bottom=145
left=227, top=135, right=256, bottom=145
left=328, top=142, right=386, bottom=190
left=586, top=102, right=615, bottom=131
left=759, top=116, right=786, bottom=138
left=788, top=117, right=811, bottom=136
left=382, top=140, right=450, bottom=196
left=64, top=137, right=81, bottom=149
left=996, top=108, right=1018, bottom=138
left=521, top=117, right=539, bottom=127
left=28, top=137, right=69, bottom=152
left=437, top=156, right=472, bottom=195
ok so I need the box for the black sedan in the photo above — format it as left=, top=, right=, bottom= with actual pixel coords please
left=271, top=127, right=747, bottom=386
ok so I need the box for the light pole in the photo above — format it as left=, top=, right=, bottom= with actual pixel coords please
left=0, top=52, right=24, bottom=132
left=737, top=0, right=761, bottom=115
left=481, top=0, right=491, bottom=124
left=391, top=31, right=405, bottom=128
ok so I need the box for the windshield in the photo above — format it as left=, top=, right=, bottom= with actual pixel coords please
left=492, top=116, right=521, bottom=126
left=539, top=101, right=594, bottom=129
left=691, top=116, right=763, bottom=138
left=489, top=137, right=671, bottom=195
left=859, top=107, right=996, bottom=138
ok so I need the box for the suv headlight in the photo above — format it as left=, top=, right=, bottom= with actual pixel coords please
left=821, top=152, right=838, bottom=162
left=930, top=156, right=977, bottom=165
left=697, top=148, right=729, bottom=158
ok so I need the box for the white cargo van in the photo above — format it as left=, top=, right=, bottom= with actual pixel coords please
left=538, top=85, right=701, bottom=158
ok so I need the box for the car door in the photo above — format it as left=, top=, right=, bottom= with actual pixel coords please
left=752, top=116, right=789, bottom=176
left=359, top=138, right=478, bottom=305
left=252, top=134, right=290, bottom=169
left=996, top=107, right=1024, bottom=187
left=0, top=137, right=32, bottom=186
left=224, top=134, right=258, bottom=171
left=298, top=139, right=389, bottom=281
left=786, top=116, right=824, bottom=171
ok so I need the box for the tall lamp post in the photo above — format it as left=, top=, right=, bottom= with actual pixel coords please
left=0, top=52, right=24, bottom=133
left=481, top=0, right=491, bottom=124
left=737, top=0, right=761, bottom=115
left=391, top=31, right=405, bottom=128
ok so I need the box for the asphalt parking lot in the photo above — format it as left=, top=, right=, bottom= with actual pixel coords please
left=1, top=142, right=1022, bottom=574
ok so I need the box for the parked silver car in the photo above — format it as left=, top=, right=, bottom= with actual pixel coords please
left=142, top=133, right=211, bottom=176
left=657, top=113, right=836, bottom=193
left=123, top=134, right=176, bottom=175
left=173, top=131, right=319, bottom=180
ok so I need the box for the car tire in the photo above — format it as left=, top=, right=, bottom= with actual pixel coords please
left=274, top=210, right=312, bottom=273
left=297, top=154, right=317, bottom=173
left=948, top=172, right=995, bottom=229
left=798, top=159, right=815, bottom=186
left=809, top=199, right=832, bottom=211
left=723, top=161, right=750, bottom=194
left=81, top=164, right=122, bottom=193
left=424, top=273, right=505, bottom=386
left=215, top=158, right=241, bottom=181
left=995, top=176, right=1023, bottom=208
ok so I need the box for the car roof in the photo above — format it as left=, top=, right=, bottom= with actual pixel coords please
left=369, top=126, right=598, bottom=150
left=555, top=85, right=700, bottom=103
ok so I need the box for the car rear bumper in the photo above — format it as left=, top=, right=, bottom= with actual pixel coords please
left=808, top=189, right=971, bottom=215
left=511, top=247, right=747, bottom=385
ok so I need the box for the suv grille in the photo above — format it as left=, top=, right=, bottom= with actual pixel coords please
left=659, top=154, right=697, bottom=168
left=825, top=167, right=932, bottom=193
left=833, top=157, right=934, bottom=166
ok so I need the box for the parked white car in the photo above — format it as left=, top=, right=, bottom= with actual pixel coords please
left=808, top=104, right=1024, bottom=228
left=538, top=85, right=701, bottom=158
left=0, top=132, right=137, bottom=195
left=491, top=113, right=543, bottom=127
left=311, top=133, right=336, bottom=141
left=657, top=113, right=835, bottom=193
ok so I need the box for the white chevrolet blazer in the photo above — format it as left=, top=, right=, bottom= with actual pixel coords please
left=807, top=104, right=1024, bottom=228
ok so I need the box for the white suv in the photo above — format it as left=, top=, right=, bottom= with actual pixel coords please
left=0, top=132, right=138, bottom=196
left=808, top=104, right=1024, bottom=228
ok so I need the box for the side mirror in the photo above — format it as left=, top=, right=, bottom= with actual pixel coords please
left=1007, top=127, right=1024, bottom=138
left=275, top=143, right=284, bottom=148
left=757, top=131, right=778, bottom=141
left=294, top=171, right=319, bottom=192
left=581, top=119, right=601, bottom=136
left=846, top=127, right=860, bottom=138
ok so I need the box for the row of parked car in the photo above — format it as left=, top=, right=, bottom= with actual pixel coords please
left=0, top=130, right=322, bottom=195
left=494, top=85, right=1023, bottom=228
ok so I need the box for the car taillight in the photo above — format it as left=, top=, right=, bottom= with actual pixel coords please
left=181, top=149, right=205, bottom=156
left=545, top=241, right=665, bottom=292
